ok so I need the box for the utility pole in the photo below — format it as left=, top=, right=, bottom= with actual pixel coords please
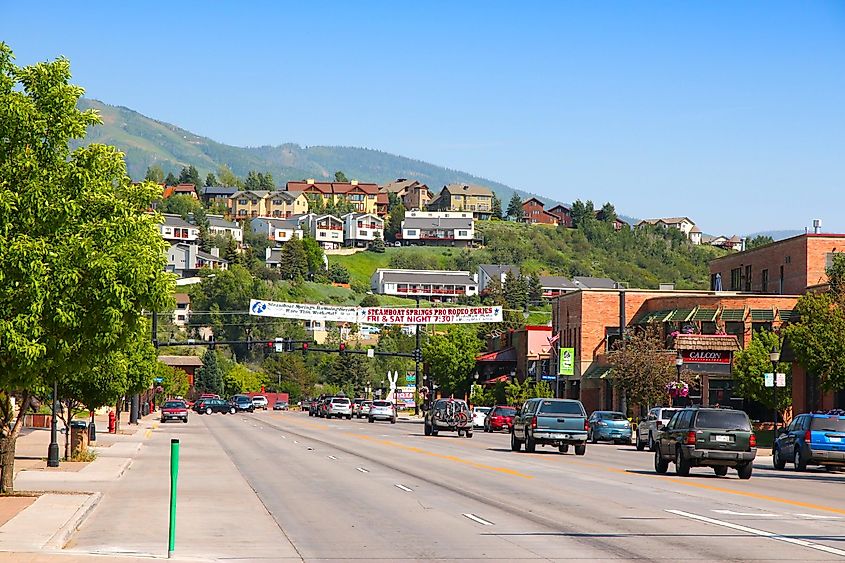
left=414, top=296, right=421, bottom=416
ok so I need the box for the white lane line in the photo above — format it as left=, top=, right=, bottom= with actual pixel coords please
left=280, top=435, right=286, bottom=439
left=356, top=467, right=369, bottom=473
left=796, top=514, right=842, bottom=520
left=667, top=510, right=845, bottom=558
left=328, top=455, right=338, bottom=460
left=463, top=513, right=494, bottom=526
left=394, top=484, right=413, bottom=492
left=713, top=510, right=778, bottom=517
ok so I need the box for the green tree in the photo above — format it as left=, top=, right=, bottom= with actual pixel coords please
left=506, top=194, right=524, bottom=220
left=527, top=273, right=543, bottom=305
left=387, top=191, right=402, bottom=211
left=570, top=200, right=587, bottom=228
left=422, top=326, right=482, bottom=396
left=195, top=349, right=223, bottom=396
left=217, top=164, right=242, bottom=188
left=307, top=194, right=326, bottom=214
left=746, top=235, right=774, bottom=250
left=491, top=193, right=503, bottom=219
left=301, top=236, right=327, bottom=279
left=224, top=235, right=239, bottom=264
left=279, top=238, right=308, bottom=280
left=223, top=362, right=264, bottom=395
left=370, top=231, right=386, bottom=253
left=327, top=351, right=372, bottom=395
left=158, top=194, right=202, bottom=219
left=334, top=171, right=349, bottom=183
left=179, top=165, right=201, bottom=188
left=386, top=203, right=405, bottom=242
left=0, top=44, right=173, bottom=492
left=157, top=363, right=189, bottom=401
left=263, top=354, right=316, bottom=395
left=145, top=164, right=165, bottom=183
left=194, top=206, right=212, bottom=253
left=733, top=330, right=791, bottom=415
left=599, top=202, right=617, bottom=223
left=826, top=252, right=845, bottom=300
left=258, top=172, right=275, bottom=190
left=205, top=173, right=218, bottom=187
left=360, top=294, right=380, bottom=307
left=503, top=270, right=528, bottom=311
left=164, top=171, right=178, bottom=186
left=328, top=263, right=350, bottom=284
left=785, top=293, right=845, bottom=393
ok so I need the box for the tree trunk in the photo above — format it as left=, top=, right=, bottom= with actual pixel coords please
left=0, top=392, right=30, bottom=493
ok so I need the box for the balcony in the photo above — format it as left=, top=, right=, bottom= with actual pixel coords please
left=318, top=224, right=343, bottom=231
left=395, top=286, right=467, bottom=295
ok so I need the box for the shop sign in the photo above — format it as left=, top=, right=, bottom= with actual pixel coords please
left=682, top=350, right=731, bottom=364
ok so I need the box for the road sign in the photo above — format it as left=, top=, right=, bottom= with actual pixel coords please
left=367, top=348, right=375, bottom=358
left=776, top=372, right=786, bottom=388
left=541, top=374, right=556, bottom=381
left=764, top=373, right=774, bottom=388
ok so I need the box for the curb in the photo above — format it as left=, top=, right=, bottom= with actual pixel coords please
left=44, top=491, right=102, bottom=550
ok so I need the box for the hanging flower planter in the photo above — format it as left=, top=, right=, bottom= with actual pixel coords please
left=666, top=381, right=689, bottom=398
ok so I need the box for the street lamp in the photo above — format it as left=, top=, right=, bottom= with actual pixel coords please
left=674, top=352, right=684, bottom=407
left=770, top=346, right=781, bottom=446
left=47, top=380, right=59, bottom=467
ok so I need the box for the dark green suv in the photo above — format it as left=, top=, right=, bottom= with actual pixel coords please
left=654, top=407, right=757, bottom=479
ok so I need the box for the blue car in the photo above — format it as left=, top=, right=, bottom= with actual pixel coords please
left=773, top=410, right=845, bottom=470
left=588, top=411, right=632, bottom=444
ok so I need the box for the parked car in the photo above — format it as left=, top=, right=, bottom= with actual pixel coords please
left=318, top=397, right=333, bottom=418
left=773, top=410, right=845, bottom=471
left=352, top=398, right=366, bottom=417
left=161, top=400, right=189, bottom=423
left=232, top=395, right=255, bottom=412
left=192, top=398, right=210, bottom=413
left=273, top=400, right=289, bottom=411
left=636, top=407, right=679, bottom=451
left=425, top=398, right=472, bottom=437
left=327, top=397, right=353, bottom=419
left=511, top=398, right=588, bottom=455
left=358, top=400, right=372, bottom=419
left=484, top=405, right=517, bottom=432
left=198, top=398, right=236, bottom=415
left=369, top=400, right=397, bottom=423
left=308, top=398, right=320, bottom=416
left=654, top=407, right=756, bottom=479
left=252, top=395, right=268, bottom=410
left=472, top=406, right=492, bottom=428
left=588, top=411, right=632, bottom=444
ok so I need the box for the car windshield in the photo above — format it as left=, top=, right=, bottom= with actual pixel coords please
left=373, top=401, right=391, bottom=407
left=538, top=401, right=584, bottom=415
left=475, top=407, right=491, bottom=413
left=332, top=398, right=350, bottom=404
left=235, top=397, right=250, bottom=403
left=599, top=412, right=626, bottom=421
left=164, top=401, right=184, bottom=408
left=810, top=417, right=845, bottom=432
left=659, top=409, right=678, bottom=419
left=495, top=408, right=517, bottom=416
left=695, top=410, right=751, bottom=430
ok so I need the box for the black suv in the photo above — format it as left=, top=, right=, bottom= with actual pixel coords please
left=654, top=407, right=757, bottom=479
left=198, top=398, right=236, bottom=415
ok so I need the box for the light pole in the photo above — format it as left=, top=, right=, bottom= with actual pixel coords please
left=47, top=380, right=60, bottom=467
left=769, top=346, right=781, bottom=446
left=674, top=352, right=684, bottom=407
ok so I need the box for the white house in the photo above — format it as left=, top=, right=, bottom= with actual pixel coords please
left=400, top=211, right=474, bottom=246
left=477, top=264, right=520, bottom=292
left=251, top=217, right=304, bottom=244
left=342, top=213, right=384, bottom=247
left=159, top=214, right=199, bottom=243
left=636, top=217, right=699, bottom=244
left=166, top=244, right=228, bottom=277
left=370, top=269, right=478, bottom=302
left=173, top=293, right=191, bottom=326
left=294, top=213, right=344, bottom=249
left=207, top=214, right=243, bottom=243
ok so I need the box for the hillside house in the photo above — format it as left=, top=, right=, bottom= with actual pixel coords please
left=428, top=184, right=494, bottom=220
left=521, top=198, right=559, bottom=225
left=207, top=214, right=243, bottom=243
left=229, top=190, right=270, bottom=219
left=286, top=179, right=384, bottom=216
left=162, top=183, right=199, bottom=199
left=478, top=264, right=520, bottom=293
left=166, top=244, right=228, bottom=277
left=637, top=217, right=700, bottom=244
left=382, top=178, right=431, bottom=210
left=158, top=214, right=199, bottom=243
left=547, top=205, right=573, bottom=228
left=399, top=211, right=475, bottom=247
left=295, top=213, right=344, bottom=249
left=251, top=217, right=304, bottom=244
left=342, top=213, right=384, bottom=247
left=200, top=186, right=238, bottom=207
left=371, top=269, right=478, bottom=302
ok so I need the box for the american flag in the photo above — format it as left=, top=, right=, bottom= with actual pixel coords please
left=547, top=332, right=560, bottom=346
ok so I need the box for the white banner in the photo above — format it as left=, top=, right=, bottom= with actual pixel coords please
left=361, top=306, right=502, bottom=325
left=249, top=300, right=360, bottom=323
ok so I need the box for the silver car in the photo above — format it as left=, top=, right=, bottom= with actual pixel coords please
left=636, top=407, right=679, bottom=451
left=358, top=400, right=372, bottom=419
left=368, top=400, right=396, bottom=424
left=327, top=397, right=353, bottom=419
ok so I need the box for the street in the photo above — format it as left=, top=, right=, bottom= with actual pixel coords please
left=69, top=410, right=845, bottom=561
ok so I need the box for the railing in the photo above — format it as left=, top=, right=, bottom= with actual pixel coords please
left=396, top=287, right=466, bottom=295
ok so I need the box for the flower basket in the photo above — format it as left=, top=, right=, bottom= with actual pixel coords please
left=666, top=381, right=689, bottom=398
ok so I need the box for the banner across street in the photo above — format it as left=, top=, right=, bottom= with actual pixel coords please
left=249, top=300, right=360, bottom=322
left=249, top=300, right=503, bottom=325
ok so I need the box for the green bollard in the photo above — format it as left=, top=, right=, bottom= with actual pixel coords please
left=168, top=438, right=180, bottom=558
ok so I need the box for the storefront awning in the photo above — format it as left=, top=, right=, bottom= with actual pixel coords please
left=582, top=363, right=612, bottom=380
left=751, top=308, right=775, bottom=322
left=634, top=309, right=675, bottom=324
left=476, top=348, right=517, bottom=363
left=720, top=308, right=747, bottom=322
left=692, top=308, right=718, bottom=322
left=673, top=334, right=740, bottom=351
left=779, top=309, right=797, bottom=322
left=480, top=374, right=511, bottom=385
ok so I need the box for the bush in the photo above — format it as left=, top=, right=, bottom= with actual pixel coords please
left=328, top=264, right=350, bottom=284
left=360, top=294, right=379, bottom=307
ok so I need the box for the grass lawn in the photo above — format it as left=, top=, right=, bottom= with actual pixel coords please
left=330, top=247, right=461, bottom=286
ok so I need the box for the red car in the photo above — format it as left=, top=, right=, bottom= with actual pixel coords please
left=161, top=400, right=189, bottom=423
left=484, top=405, right=517, bottom=432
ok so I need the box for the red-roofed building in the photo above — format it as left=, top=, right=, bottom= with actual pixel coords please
left=286, top=179, right=384, bottom=216
left=521, top=198, right=559, bottom=225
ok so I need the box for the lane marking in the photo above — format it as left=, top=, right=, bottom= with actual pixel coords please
left=463, top=513, right=494, bottom=526
left=394, top=484, right=413, bottom=492
left=328, top=455, right=338, bottom=460
left=667, top=510, right=845, bottom=558
left=713, top=510, right=778, bottom=517
left=293, top=440, right=299, bottom=444
left=796, top=513, right=842, bottom=520
left=280, top=435, right=286, bottom=439
left=356, top=467, right=369, bottom=473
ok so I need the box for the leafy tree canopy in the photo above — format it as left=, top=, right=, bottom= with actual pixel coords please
left=422, top=326, right=482, bottom=396
left=746, top=235, right=774, bottom=250
left=733, top=330, right=791, bottom=413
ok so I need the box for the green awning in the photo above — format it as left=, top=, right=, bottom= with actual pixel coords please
left=692, top=308, right=718, bottom=322
left=751, top=309, right=775, bottom=322
left=583, top=364, right=612, bottom=380
left=721, top=308, right=746, bottom=322
left=668, top=308, right=695, bottom=322
left=635, top=309, right=674, bottom=324
left=779, top=309, right=797, bottom=322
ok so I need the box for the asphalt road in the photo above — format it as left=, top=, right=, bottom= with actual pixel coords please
left=204, top=410, right=845, bottom=561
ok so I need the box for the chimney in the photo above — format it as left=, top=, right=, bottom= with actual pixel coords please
left=211, top=248, right=220, bottom=258
left=813, top=219, right=822, bottom=234
left=659, top=283, right=675, bottom=291
left=306, top=178, right=315, bottom=185
left=351, top=180, right=358, bottom=186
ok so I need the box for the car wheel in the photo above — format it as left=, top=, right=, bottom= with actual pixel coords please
left=648, top=433, right=656, bottom=451
left=574, top=444, right=586, bottom=456
left=590, top=431, right=598, bottom=444
left=525, top=432, right=536, bottom=453
left=424, top=421, right=432, bottom=436
left=347, top=414, right=352, bottom=420
left=675, top=448, right=690, bottom=477
left=794, top=448, right=808, bottom=471
left=654, top=450, right=669, bottom=474
left=737, top=462, right=753, bottom=480
left=368, top=417, right=374, bottom=423
left=205, top=407, right=213, bottom=415
left=457, top=429, right=464, bottom=437
left=510, top=430, right=522, bottom=452
left=466, top=431, right=472, bottom=438
left=713, top=466, right=728, bottom=477
left=391, top=418, right=396, bottom=424
left=229, top=407, right=236, bottom=414
left=182, top=418, right=188, bottom=423
left=431, top=426, right=438, bottom=436
left=635, top=435, right=645, bottom=451
left=773, top=447, right=786, bottom=470
left=559, top=444, right=569, bottom=454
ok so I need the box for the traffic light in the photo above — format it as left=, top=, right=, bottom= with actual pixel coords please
left=301, top=342, right=309, bottom=356
left=413, top=348, right=422, bottom=362
left=339, top=342, right=346, bottom=354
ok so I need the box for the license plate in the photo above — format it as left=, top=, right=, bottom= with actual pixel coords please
left=830, top=437, right=842, bottom=443
left=714, top=435, right=731, bottom=442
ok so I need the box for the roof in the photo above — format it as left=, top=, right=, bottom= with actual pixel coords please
left=196, top=250, right=227, bottom=263
left=286, top=180, right=380, bottom=195
left=522, top=197, right=545, bottom=206
left=231, top=190, right=271, bottom=199
left=202, top=186, right=238, bottom=196
left=583, top=363, right=612, bottom=380
left=402, top=216, right=473, bottom=230
left=728, top=235, right=742, bottom=243
left=442, top=183, right=494, bottom=197
left=263, top=218, right=301, bottom=230
left=207, top=215, right=240, bottom=229
left=539, top=275, right=576, bottom=289
left=639, top=217, right=695, bottom=226
left=380, top=271, right=477, bottom=286
left=572, top=276, right=617, bottom=289
left=267, top=190, right=306, bottom=202
left=158, top=355, right=204, bottom=367
left=343, top=212, right=383, bottom=222
left=547, top=204, right=571, bottom=213
left=690, top=226, right=702, bottom=233
left=173, top=293, right=190, bottom=305
left=476, top=348, right=517, bottom=363
left=479, top=264, right=520, bottom=279
left=673, top=334, right=741, bottom=351
left=173, top=183, right=196, bottom=192
left=160, top=214, right=194, bottom=228
left=382, top=179, right=428, bottom=193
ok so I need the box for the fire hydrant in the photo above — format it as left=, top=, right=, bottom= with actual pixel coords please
left=108, top=410, right=116, bottom=433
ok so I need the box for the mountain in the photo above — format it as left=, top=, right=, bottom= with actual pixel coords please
left=744, top=230, right=804, bottom=241
left=74, top=99, right=560, bottom=209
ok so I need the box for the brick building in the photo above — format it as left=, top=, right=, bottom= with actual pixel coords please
left=709, top=233, right=845, bottom=294
left=520, top=198, right=559, bottom=225
left=550, top=288, right=799, bottom=414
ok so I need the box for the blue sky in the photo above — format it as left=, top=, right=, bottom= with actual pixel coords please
left=2, top=1, right=843, bottom=235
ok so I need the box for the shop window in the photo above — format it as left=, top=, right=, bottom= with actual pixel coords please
left=761, top=269, right=769, bottom=293
left=730, top=268, right=742, bottom=291
left=700, top=321, right=717, bottom=335
left=744, top=265, right=752, bottom=292
left=605, top=327, right=621, bottom=352
left=752, top=322, right=772, bottom=333
left=725, top=321, right=744, bottom=340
